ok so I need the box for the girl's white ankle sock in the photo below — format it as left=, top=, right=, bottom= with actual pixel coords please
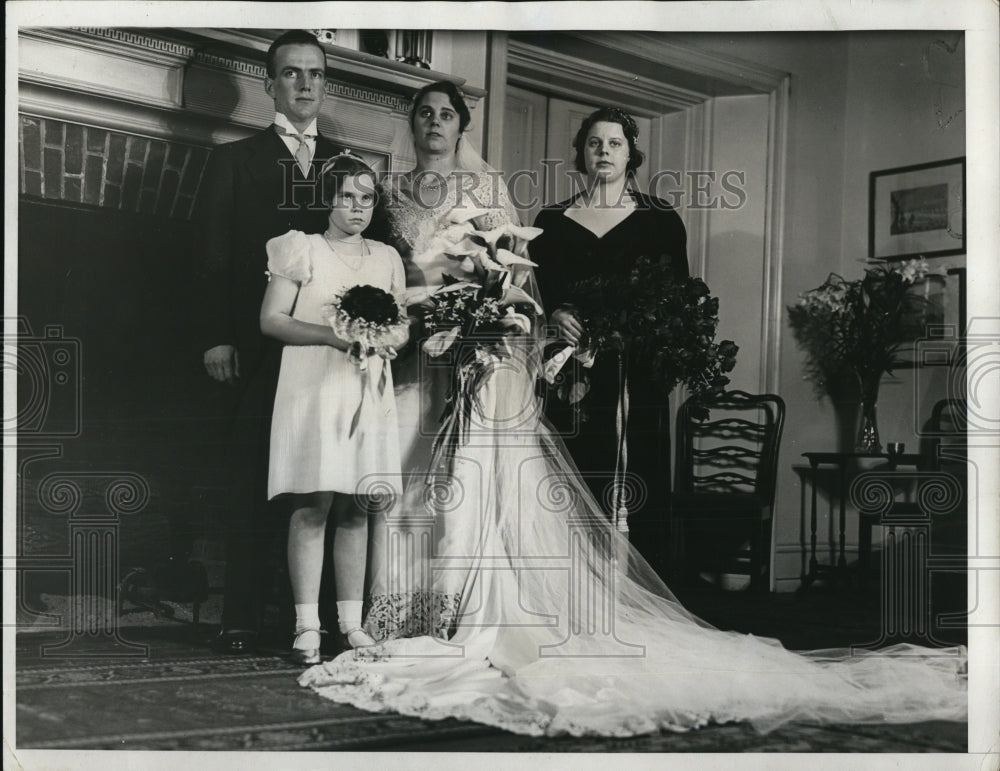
left=336, top=600, right=363, bottom=634
left=295, top=603, right=321, bottom=633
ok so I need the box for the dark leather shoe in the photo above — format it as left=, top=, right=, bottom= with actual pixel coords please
left=288, top=647, right=321, bottom=666
left=212, top=629, right=257, bottom=655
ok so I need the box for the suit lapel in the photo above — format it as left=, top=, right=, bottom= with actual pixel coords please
left=245, top=127, right=290, bottom=185
left=316, top=135, right=337, bottom=150
left=314, top=135, right=339, bottom=170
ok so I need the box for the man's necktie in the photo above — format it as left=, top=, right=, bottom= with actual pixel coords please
left=275, top=125, right=313, bottom=176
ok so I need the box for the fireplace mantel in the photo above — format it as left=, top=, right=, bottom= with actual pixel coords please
left=174, top=28, right=485, bottom=103
left=18, top=27, right=485, bottom=164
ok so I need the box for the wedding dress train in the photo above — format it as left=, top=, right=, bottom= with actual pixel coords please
left=297, top=167, right=966, bottom=737
left=300, top=351, right=966, bottom=736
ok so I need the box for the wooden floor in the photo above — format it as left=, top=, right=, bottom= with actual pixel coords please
left=13, top=579, right=968, bottom=755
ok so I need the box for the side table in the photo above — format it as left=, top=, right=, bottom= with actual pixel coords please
left=798, top=451, right=924, bottom=591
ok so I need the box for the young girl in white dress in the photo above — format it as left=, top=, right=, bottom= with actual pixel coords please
left=261, top=153, right=407, bottom=664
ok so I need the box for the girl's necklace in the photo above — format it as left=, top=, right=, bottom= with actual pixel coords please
left=323, top=232, right=368, bottom=270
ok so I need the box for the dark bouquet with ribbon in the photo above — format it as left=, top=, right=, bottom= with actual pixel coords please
left=543, top=256, right=739, bottom=421
left=542, top=257, right=737, bottom=540
left=325, top=284, right=409, bottom=436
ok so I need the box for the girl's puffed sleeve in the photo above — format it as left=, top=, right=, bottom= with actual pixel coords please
left=265, top=230, right=313, bottom=284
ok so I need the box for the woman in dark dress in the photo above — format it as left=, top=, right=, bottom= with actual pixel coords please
left=532, top=106, right=689, bottom=577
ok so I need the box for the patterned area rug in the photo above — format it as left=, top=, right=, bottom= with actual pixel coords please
left=15, top=625, right=966, bottom=753
left=18, top=660, right=497, bottom=751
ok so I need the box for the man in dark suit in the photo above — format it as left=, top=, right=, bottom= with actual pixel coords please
left=193, top=29, right=338, bottom=654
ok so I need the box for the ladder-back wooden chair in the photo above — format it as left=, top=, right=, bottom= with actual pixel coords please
left=670, top=390, right=786, bottom=590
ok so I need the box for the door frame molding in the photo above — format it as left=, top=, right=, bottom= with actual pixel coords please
left=498, top=33, right=790, bottom=395
left=484, top=31, right=509, bottom=167
left=492, top=35, right=792, bottom=590
left=578, top=32, right=790, bottom=94
left=505, top=39, right=706, bottom=117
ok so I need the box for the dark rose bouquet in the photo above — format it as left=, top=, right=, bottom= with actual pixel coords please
left=545, top=256, right=738, bottom=420
left=337, top=284, right=403, bottom=327
left=324, top=284, right=409, bottom=436
left=325, top=284, right=409, bottom=359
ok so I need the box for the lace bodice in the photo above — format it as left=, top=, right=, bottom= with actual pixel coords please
left=380, top=171, right=521, bottom=295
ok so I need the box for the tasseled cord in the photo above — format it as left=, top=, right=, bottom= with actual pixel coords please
left=612, top=350, right=630, bottom=571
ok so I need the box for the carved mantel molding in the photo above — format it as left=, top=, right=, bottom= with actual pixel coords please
left=175, top=28, right=484, bottom=103
left=18, top=27, right=489, bottom=216
left=18, top=27, right=484, bottom=154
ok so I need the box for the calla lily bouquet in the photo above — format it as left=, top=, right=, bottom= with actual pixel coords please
left=422, top=205, right=543, bottom=357
left=419, top=206, right=544, bottom=476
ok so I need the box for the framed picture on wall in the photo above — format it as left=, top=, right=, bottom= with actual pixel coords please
left=868, top=157, right=966, bottom=261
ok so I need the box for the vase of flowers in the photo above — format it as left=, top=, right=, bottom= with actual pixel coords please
left=788, top=258, right=937, bottom=453
left=856, top=369, right=882, bottom=453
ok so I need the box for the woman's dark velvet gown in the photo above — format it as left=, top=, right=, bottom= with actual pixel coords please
left=532, top=192, right=689, bottom=577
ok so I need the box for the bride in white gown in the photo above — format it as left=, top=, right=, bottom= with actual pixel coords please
left=298, top=82, right=967, bottom=737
